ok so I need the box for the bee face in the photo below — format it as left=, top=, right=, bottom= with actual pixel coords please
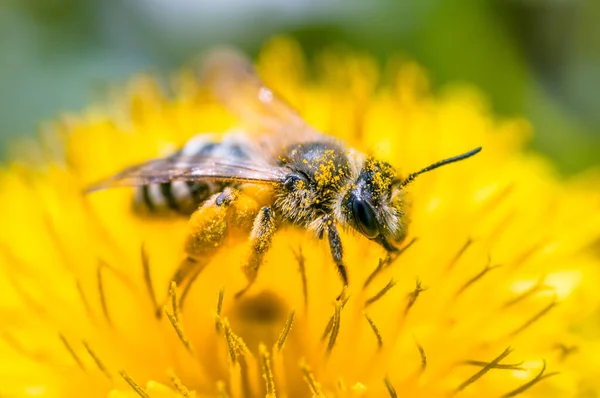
left=343, top=157, right=406, bottom=243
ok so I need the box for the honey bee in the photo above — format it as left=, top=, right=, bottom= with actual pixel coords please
left=87, top=49, right=481, bottom=299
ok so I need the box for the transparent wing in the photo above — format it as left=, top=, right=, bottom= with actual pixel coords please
left=85, top=155, right=286, bottom=193
left=198, top=48, right=330, bottom=153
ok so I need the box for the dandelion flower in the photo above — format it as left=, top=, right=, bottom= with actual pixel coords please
left=1, top=37, right=600, bottom=397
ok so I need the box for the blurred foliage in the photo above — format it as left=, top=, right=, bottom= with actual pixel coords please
left=1, top=0, right=599, bottom=174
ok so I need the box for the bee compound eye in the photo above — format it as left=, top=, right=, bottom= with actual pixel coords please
left=351, top=196, right=379, bottom=239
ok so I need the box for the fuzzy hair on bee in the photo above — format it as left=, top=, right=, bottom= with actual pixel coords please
left=86, top=48, right=482, bottom=306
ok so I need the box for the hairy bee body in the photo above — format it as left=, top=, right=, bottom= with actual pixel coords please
left=133, top=132, right=255, bottom=215
left=87, top=48, right=481, bottom=303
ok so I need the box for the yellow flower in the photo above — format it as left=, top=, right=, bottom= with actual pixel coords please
left=1, top=36, right=600, bottom=397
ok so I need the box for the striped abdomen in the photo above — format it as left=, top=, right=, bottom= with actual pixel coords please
left=133, top=132, right=252, bottom=216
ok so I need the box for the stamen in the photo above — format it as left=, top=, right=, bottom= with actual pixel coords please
left=365, top=279, right=396, bottom=307
left=223, top=319, right=237, bottom=364
left=82, top=341, right=112, bottom=380
left=216, top=286, right=225, bottom=333
left=487, top=212, right=516, bottom=245
left=75, top=279, right=95, bottom=322
left=259, top=344, right=276, bottom=397
left=453, top=347, right=512, bottom=394
left=140, top=243, right=159, bottom=314
left=415, top=339, right=427, bottom=370
left=217, top=286, right=225, bottom=316
left=96, top=263, right=111, bottom=325
left=478, top=183, right=514, bottom=215
left=167, top=369, right=191, bottom=396
left=7, top=273, right=46, bottom=317
left=327, top=302, right=342, bottom=354
left=58, top=333, right=85, bottom=371
left=276, top=309, right=295, bottom=351
left=363, top=237, right=417, bottom=289
left=220, top=318, right=251, bottom=364
left=502, top=275, right=550, bottom=308
left=364, top=313, right=383, bottom=349
left=509, top=299, right=557, bottom=337
left=509, top=241, right=546, bottom=270
left=169, top=281, right=179, bottom=321
left=2, top=331, right=27, bottom=357
left=405, top=279, right=427, bottom=316
left=554, top=343, right=578, bottom=361
left=363, top=259, right=384, bottom=291
left=300, top=359, right=324, bottom=397
left=99, top=258, right=135, bottom=289
left=464, top=360, right=525, bottom=371
left=455, top=260, right=501, bottom=297
left=321, top=317, right=334, bottom=342
left=119, top=370, right=150, bottom=398
left=446, top=238, right=472, bottom=271
left=292, top=247, right=309, bottom=309
left=499, top=361, right=559, bottom=398
left=164, top=306, right=194, bottom=355
left=384, top=376, right=398, bottom=398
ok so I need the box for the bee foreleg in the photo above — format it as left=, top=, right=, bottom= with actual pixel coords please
left=325, top=217, right=348, bottom=287
left=235, top=206, right=278, bottom=298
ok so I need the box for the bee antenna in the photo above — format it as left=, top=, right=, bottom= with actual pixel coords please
left=399, top=147, right=482, bottom=188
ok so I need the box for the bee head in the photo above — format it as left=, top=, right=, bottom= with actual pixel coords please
left=344, top=147, right=483, bottom=244
left=344, top=157, right=406, bottom=242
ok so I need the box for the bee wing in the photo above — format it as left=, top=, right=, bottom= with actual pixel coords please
left=85, top=155, right=286, bottom=193
left=198, top=48, right=328, bottom=152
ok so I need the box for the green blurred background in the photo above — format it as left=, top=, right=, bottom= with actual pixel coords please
left=1, top=0, right=599, bottom=174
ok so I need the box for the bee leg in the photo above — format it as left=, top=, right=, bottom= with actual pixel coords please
left=235, top=206, right=278, bottom=299
left=155, top=188, right=240, bottom=317
left=325, top=217, right=349, bottom=289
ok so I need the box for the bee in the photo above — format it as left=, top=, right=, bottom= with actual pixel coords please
left=87, top=49, right=481, bottom=300
left=131, top=133, right=254, bottom=216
